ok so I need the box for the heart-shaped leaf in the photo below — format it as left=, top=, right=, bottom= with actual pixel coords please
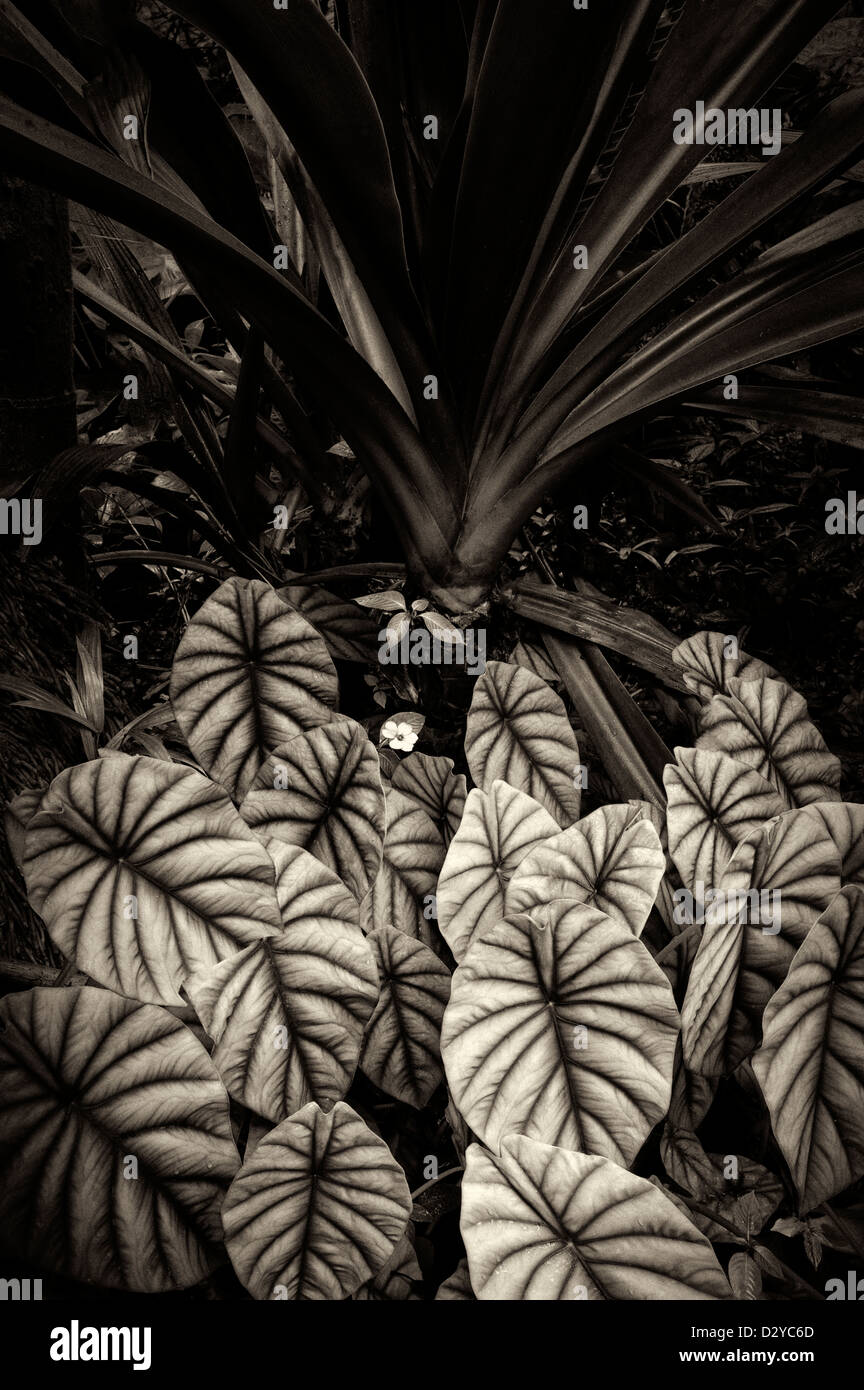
left=506, top=803, right=665, bottom=937
left=437, top=781, right=559, bottom=962
left=4, top=786, right=43, bottom=872
left=0, top=986, right=239, bottom=1291
left=391, top=753, right=467, bottom=846
left=361, top=789, right=445, bottom=949
left=24, top=754, right=282, bottom=1006
left=464, top=660, right=581, bottom=826
left=696, top=677, right=841, bottom=809
left=353, top=1224, right=422, bottom=1300
left=278, top=582, right=379, bottom=662
left=460, top=1136, right=731, bottom=1300
left=442, top=902, right=679, bottom=1162
left=186, top=843, right=378, bottom=1123
left=672, top=631, right=779, bottom=700
left=801, top=801, right=864, bottom=885
left=360, top=926, right=450, bottom=1108
left=170, top=577, right=338, bottom=801
left=753, top=885, right=864, bottom=1212
left=681, top=809, right=841, bottom=1075
left=664, top=747, right=786, bottom=894
left=239, top=719, right=385, bottom=901
left=222, top=1101, right=411, bottom=1300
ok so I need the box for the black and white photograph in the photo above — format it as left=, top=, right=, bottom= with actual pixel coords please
left=1, top=0, right=864, bottom=1362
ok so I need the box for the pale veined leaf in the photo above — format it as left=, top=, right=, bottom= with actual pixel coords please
left=696, top=676, right=841, bottom=809
left=505, top=802, right=665, bottom=937
left=800, top=801, right=864, bottom=886
left=435, top=1257, right=475, bottom=1300
left=753, top=885, right=864, bottom=1212
left=0, top=986, right=239, bottom=1291
left=390, top=752, right=467, bottom=846
left=460, top=1137, right=732, bottom=1301
left=185, top=843, right=378, bottom=1123
left=441, top=902, right=679, bottom=1162
left=277, top=582, right=380, bottom=662
left=681, top=809, right=842, bottom=1076
left=23, top=754, right=282, bottom=1006
left=360, top=926, right=451, bottom=1108
left=464, top=660, right=581, bottom=826
left=238, top=718, right=385, bottom=901
left=664, top=747, right=786, bottom=894
left=361, top=789, right=445, bottom=950
left=437, top=781, right=559, bottom=962
left=170, top=576, right=338, bottom=801
left=353, top=1223, right=422, bottom=1300
left=222, top=1100, right=411, bottom=1300
left=4, top=787, right=44, bottom=873
left=672, top=631, right=780, bottom=699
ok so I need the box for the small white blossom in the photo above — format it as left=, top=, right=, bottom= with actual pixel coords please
left=380, top=720, right=418, bottom=752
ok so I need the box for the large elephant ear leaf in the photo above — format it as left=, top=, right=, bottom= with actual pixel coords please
left=696, top=677, right=841, bottom=809
left=0, top=986, right=239, bottom=1292
left=239, top=718, right=385, bottom=901
left=437, top=781, right=559, bottom=962
left=360, top=926, right=451, bottom=1108
left=222, top=1101, right=411, bottom=1300
left=391, top=753, right=467, bottom=846
left=170, top=577, right=339, bottom=801
left=460, top=1137, right=731, bottom=1301
left=672, top=631, right=779, bottom=700
left=24, top=754, right=282, bottom=1006
left=664, top=747, right=786, bottom=894
left=464, top=660, right=581, bottom=826
left=753, top=885, right=864, bottom=1213
left=801, top=801, right=864, bottom=886
left=442, top=902, right=679, bottom=1163
left=505, top=802, right=665, bottom=937
left=681, top=809, right=841, bottom=1076
left=4, top=786, right=44, bottom=872
left=361, top=789, right=445, bottom=950
left=278, top=582, right=380, bottom=663
left=185, top=843, right=378, bottom=1124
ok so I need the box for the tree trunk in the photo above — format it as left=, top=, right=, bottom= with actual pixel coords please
left=0, top=175, right=76, bottom=486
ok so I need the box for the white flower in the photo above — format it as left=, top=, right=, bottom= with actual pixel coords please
left=381, top=720, right=418, bottom=752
